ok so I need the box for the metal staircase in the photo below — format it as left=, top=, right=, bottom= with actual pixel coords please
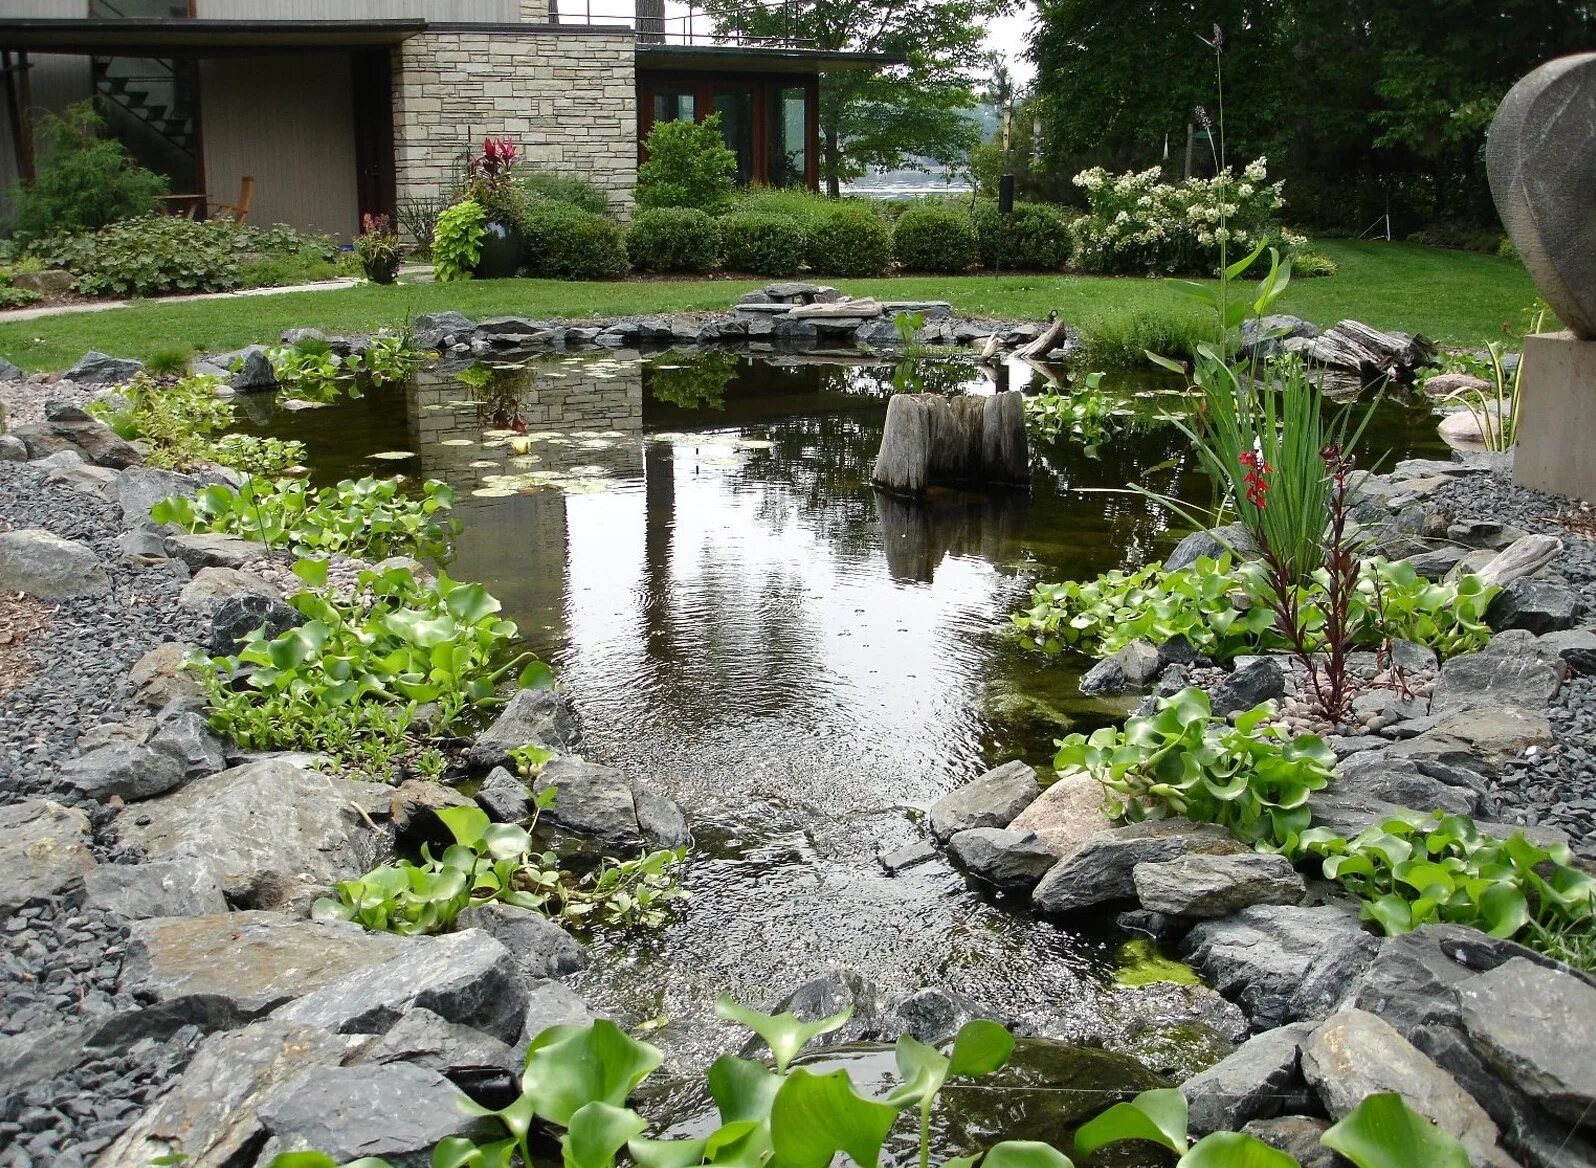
left=91, top=56, right=197, bottom=157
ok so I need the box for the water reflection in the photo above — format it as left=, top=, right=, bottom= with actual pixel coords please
left=235, top=348, right=1455, bottom=1075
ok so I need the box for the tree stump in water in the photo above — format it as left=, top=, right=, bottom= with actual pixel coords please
left=871, top=391, right=1029, bottom=496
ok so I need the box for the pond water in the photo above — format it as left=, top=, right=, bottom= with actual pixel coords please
left=234, top=348, right=1451, bottom=1115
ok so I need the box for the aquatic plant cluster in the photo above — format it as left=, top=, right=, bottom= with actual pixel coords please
left=87, top=371, right=306, bottom=474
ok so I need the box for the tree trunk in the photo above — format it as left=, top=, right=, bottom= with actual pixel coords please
left=823, top=127, right=841, bottom=197
left=871, top=391, right=1030, bottom=496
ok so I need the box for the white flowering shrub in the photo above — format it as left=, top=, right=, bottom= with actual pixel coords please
left=1070, top=157, right=1307, bottom=276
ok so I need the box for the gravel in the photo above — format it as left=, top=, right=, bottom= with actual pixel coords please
left=0, top=377, right=95, bottom=433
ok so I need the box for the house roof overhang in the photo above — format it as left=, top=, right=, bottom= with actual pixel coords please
left=0, top=18, right=425, bottom=56
left=635, top=43, right=900, bottom=75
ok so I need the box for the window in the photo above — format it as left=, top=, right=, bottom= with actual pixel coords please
left=712, top=90, right=754, bottom=186
left=766, top=86, right=807, bottom=188
left=652, top=89, right=696, bottom=125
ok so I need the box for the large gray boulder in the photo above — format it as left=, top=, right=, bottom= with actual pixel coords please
left=469, top=686, right=583, bottom=769
left=1078, top=640, right=1162, bottom=696
left=257, top=1062, right=498, bottom=1168
left=1538, top=627, right=1596, bottom=675
left=94, top=1020, right=360, bottom=1168
left=110, top=912, right=408, bottom=1038
left=0, top=528, right=110, bottom=600
left=177, top=565, right=281, bottom=614
left=1302, top=1006, right=1511, bottom=1168
left=413, top=310, right=477, bottom=351
left=65, top=350, right=142, bottom=385
left=531, top=756, right=690, bottom=851
left=515, top=980, right=597, bottom=1059
left=1131, top=851, right=1305, bottom=919
left=357, top=1007, right=514, bottom=1072
left=1164, top=523, right=1255, bottom=571
left=117, top=466, right=199, bottom=530
left=116, top=759, right=382, bottom=910
left=83, top=857, right=228, bottom=919
left=1211, top=657, right=1286, bottom=717
left=1006, top=772, right=1113, bottom=860
left=1330, top=749, right=1482, bottom=816
left=1486, top=578, right=1581, bottom=635
left=1181, top=903, right=1379, bottom=1029
left=272, top=928, right=529, bottom=1044
left=162, top=531, right=261, bottom=572
left=57, top=740, right=186, bottom=802
left=0, top=799, right=96, bottom=919
left=475, top=765, right=531, bottom=823
left=455, top=901, right=588, bottom=983
left=946, top=828, right=1057, bottom=894
left=1456, top=958, right=1596, bottom=1128
left=149, top=707, right=230, bottom=780
left=1181, top=1023, right=1310, bottom=1135
left=928, top=760, right=1040, bottom=842
left=13, top=400, right=142, bottom=467
left=1430, top=647, right=1561, bottom=716
left=1032, top=820, right=1247, bottom=917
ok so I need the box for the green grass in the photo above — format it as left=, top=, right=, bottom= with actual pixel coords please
left=0, top=241, right=1539, bottom=373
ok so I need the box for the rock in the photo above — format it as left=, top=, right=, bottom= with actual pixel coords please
left=36, top=400, right=144, bottom=464
left=10, top=267, right=72, bottom=295
left=1032, top=820, right=1247, bottom=917
left=117, top=759, right=382, bottom=909
left=1537, top=627, right=1596, bottom=675
left=468, top=686, right=582, bottom=769
left=64, top=350, right=143, bottom=384
left=947, top=828, right=1057, bottom=894
left=149, top=708, right=230, bottom=779
left=1331, top=750, right=1481, bottom=815
left=389, top=778, right=474, bottom=847
left=1476, top=534, right=1563, bottom=587
left=1132, top=852, right=1305, bottom=919
left=1181, top=1024, right=1310, bottom=1134
left=1302, top=1006, right=1509, bottom=1167
left=455, top=901, right=588, bottom=983
left=1486, top=578, right=1581, bottom=635
left=789, top=297, right=883, bottom=319
left=1431, top=649, right=1561, bottom=716
left=129, top=641, right=204, bottom=710
left=1006, top=773, right=1114, bottom=861
left=0, top=1022, right=91, bottom=1102
left=413, top=310, right=477, bottom=350
left=1456, top=958, right=1596, bottom=1127
left=257, top=1061, right=495, bottom=1168
left=163, top=530, right=262, bottom=571
left=57, top=740, right=186, bottom=802
left=177, top=565, right=281, bottom=613
left=1211, top=657, right=1286, bottom=716
left=44, top=456, right=118, bottom=499
left=223, top=345, right=277, bottom=392
left=1181, top=903, right=1380, bottom=1029
left=1079, top=640, right=1162, bottom=696
left=529, top=756, right=690, bottom=851
left=0, top=527, right=110, bottom=599
left=210, top=592, right=305, bottom=655
left=1239, top=1117, right=1337, bottom=1168
left=889, top=987, right=990, bottom=1045
left=474, top=765, right=531, bottom=823
left=516, top=980, right=597, bottom=1055
left=273, top=928, right=529, bottom=1044
left=357, top=1007, right=514, bottom=1072
left=83, top=856, right=227, bottom=919
left=878, top=839, right=939, bottom=874
left=1423, top=707, right=1555, bottom=766
left=761, top=969, right=894, bottom=1049
left=110, top=912, right=408, bottom=1041
left=94, top=1020, right=358, bottom=1168
left=1423, top=371, right=1493, bottom=398
left=0, top=799, right=96, bottom=919
left=1241, top=314, right=1320, bottom=359
left=0, top=433, right=25, bottom=460
left=1164, top=523, right=1255, bottom=571
left=928, top=760, right=1041, bottom=842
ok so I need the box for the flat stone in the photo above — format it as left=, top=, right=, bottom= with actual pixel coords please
left=272, top=928, right=528, bottom=1044
left=163, top=531, right=262, bottom=572
left=1456, top=957, right=1596, bottom=1126
left=1181, top=1024, right=1309, bottom=1134
left=389, top=778, right=474, bottom=848
left=1006, top=773, right=1114, bottom=861
left=468, top=686, right=582, bottom=769
left=0, top=799, right=96, bottom=920
left=0, top=528, right=110, bottom=599
left=531, top=756, right=691, bottom=851
left=789, top=297, right=883, bottom=319
left=1537, top=627, right=1596, bottom=674
left=1330, top=750, right=1480, bottom=815
left=1302, top=1006, right=1509, bottom=1167
left=928, top=760, right=1040, bottom=842
left=356, top=1007, right=514, bottom=1072
left=94, top=1020, right=358, bottom=1168
left=177, top=566, right=281, bottom=614
left=947, top=828, right=1057, bottom=894
left=1032, top=820, right=1247, bottom=917
left=110, top=912, right=409, bottom=1039
left=1430, top=648, right=1561, bottom=716
left=0, top=1022, right=91, bottom=1102
left=1486, top=578, right=1581, bottom=635
left=129, top=641, right=204, bottom=710
left=44, top=457, right=118, bottom=499
left=83, top=857, right=228, bottom=919
left=210, top=592, right=304, bottom=655
left=1422, top=707, right=1555, bottom=765
left=1132, top=851, right=1305, bottom=919
left=65, top=349, right=143, bottom=384
left=117, top=759, right=382, bottom=910
left=57, top=740, right=186, bottom=802
left=454, top=901, right=588, bottom=984
left=878, top=840, right=938, bottom=874
left=257, top=1061, right=496, bottom=1168
left=1181, top=903, right=1379, bottom=1029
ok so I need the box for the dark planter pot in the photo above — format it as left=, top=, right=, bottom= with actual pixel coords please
left=361, top=257, right=400, bottom=285
left=473, top=219, right=524, bottom=279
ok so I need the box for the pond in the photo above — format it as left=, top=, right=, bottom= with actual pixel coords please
left=233, top=348, right=1452, bottom=1111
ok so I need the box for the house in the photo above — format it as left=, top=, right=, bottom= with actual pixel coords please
left=0, top=1, right=892, bottom=236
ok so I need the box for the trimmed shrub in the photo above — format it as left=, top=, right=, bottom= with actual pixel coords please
left=806, top=207, right=892, bottom=278
left=521, top=203, right=628, bottom=279
left=8, top=102, right=166, bottom=242
left=625, top=207, right=722, bottom=274
left=33, top=216, right=239, bottom=296
left=636, top=115, right=737, bottom=215
left=971, top=200, right=1074, bottom=270
left=728, top=187, right=847, bottom=229
left=719, top=212, right=807, bottom=276
left=892, top=208, right=977, bottom=274
left=512, top=170, right=610, bottom=216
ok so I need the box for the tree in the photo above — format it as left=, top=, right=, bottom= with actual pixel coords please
left=8, top=101, right=167, bottom=241
left=702, top=0, right=1007, bottom=194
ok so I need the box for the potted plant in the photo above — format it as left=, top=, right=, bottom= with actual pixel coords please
left=355, top=212, right=403, bottom=284
left=465, top=136, right=524, bottom=279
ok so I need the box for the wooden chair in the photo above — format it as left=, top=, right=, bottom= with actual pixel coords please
left=207, top=176, right=254, bottom=224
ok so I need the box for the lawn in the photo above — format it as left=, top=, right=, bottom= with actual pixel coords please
left=0, top=240, right=1539, bottom=373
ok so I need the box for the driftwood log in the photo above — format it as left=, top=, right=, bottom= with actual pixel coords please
left=1298, top=320, right=1437, bottom=381
left=871, top=391, right=1029, bottom=496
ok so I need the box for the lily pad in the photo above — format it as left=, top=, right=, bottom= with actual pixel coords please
left=371, top=450, right=416, bottom=460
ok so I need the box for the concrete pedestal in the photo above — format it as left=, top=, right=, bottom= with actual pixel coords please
left=1513, top=330, right=1596, bottom=502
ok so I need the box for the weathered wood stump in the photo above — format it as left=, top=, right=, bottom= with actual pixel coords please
left=871, top=391, right=1029, bottom=496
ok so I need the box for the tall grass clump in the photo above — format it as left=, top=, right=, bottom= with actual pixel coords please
left=1077, top=306, right=1210, bottom=369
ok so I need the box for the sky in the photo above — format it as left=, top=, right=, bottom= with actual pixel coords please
left=986, top=2, right=1038, bottom=90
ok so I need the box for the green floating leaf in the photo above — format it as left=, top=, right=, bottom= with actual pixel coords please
left=627, top=1136, right=711, bottom=1168
left=563, top=1101, right=649, bottom=1168
left=1177, top=1131, right=1298, bottom=1168
left=714, top=993, right=854, bottom=1074
left=983, top=1142, right=1074, bottom=1168
left=1319, top=1093, right=1469, bottom=1168
left=948, top=1019, right=1015, bottom=1077
left=768, top=1068, right=901, bottom=1168
left=522, top=1019, right=664, bottom=1127
left=1073, top=1088, right=1189, bottom=1158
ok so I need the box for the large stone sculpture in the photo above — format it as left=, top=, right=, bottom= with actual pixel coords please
left=1487, top=53, right=1596, bottom=501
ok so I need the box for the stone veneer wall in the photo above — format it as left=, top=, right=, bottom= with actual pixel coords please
left=392, top=29, right=637, bottom=221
